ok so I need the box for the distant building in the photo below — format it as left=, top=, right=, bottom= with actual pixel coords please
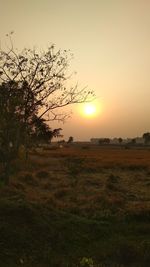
left=110, top=138, right=119, bottom=144
left=91, top=137, right=145, bottom=145
left=90, top=138, right=100, bottom=144
left=135, top=137, right=144, bottom=144
left=91, top=138, right=110, bottom=144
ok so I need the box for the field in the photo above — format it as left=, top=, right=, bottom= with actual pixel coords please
left=0, top=144, right=150, bottom=266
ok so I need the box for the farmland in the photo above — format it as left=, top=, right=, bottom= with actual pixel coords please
left=0, top=145, right=150, bottom=266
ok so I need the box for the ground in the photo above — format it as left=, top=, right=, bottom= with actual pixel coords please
left=0, top=144, right=150, bottom=266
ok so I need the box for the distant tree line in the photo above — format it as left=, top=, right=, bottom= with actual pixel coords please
left=98, top=138, right=110, bottom=145
left=97, top=133, right=150, bottom=146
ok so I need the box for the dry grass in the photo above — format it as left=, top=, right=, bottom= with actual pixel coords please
left=0, top=145, right=149, bottom=219
left=0, top=145, right=150, bottom=266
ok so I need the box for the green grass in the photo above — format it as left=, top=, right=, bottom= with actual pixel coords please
left=0, top=198, right=150, bottom=267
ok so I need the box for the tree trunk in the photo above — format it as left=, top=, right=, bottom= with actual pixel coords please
left=3, top=160, right=10, bottom=185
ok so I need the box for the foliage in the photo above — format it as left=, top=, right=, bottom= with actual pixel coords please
left=31, top=116, right=63, bottom=144
left=67, top=136, right=74, bottom=143
left=80, top=257, right=94, bottom=267
left=0, top=33, right=94, bottom=122
left=143, top=132, right=150, bottom=144
left=118, top=137, right=123, bottom=144
left=131, top=138, right=136, bottom=144
left=98, top=138, right=110, bottom=145
left=0, top=33, right=94, bottom=184
left=0, top=198, right=149, bottom=267
left=0, top=81, right=24, bottom=154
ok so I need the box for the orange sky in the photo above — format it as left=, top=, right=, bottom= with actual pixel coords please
left=0, top=0, right=150, bottom=141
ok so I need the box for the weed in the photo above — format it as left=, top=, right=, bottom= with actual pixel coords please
left=79, top=257, right=94, bottom=267
left=67, top=158, right=84, bottom=176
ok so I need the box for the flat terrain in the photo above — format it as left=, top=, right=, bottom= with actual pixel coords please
left=0, top=145, right=150, bottom=266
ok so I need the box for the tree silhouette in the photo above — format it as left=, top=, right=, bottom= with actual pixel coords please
left=0, top=33, right=94, bottom=123
left=143, top=132, right=150, bottom=145
left=0, top=34, right=94, bottom=184
left=118, top=137, right=123, bottom=144
left=131, top=138, right=136, bottom=145
left=98, top=138, right=110, bottom=145
left=67, top=136, right=74, bottom=143
left=30, top=116, right=63, bottom=144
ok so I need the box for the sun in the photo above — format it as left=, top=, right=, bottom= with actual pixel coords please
left=83, top=103, right=97, bottom=117
left=78, top=100, right=102, bottom=119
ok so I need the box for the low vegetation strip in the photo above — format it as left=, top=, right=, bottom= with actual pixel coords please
left=0, top=199, right=150, bottom=267
left=0, top=146, right=150, bottom=266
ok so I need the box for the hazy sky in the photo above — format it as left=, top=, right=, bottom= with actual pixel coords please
left=0, top=0, right=150, bottom=141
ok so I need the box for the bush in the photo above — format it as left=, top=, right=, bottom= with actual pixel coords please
left=66, top=158, right=84, bottom=178
left=80, top=257, right=94, bottom=267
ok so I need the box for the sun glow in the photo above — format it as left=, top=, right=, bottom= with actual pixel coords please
left=82, top=103, right=97, bottom=118
left=78, top=100, right=103, bottom=119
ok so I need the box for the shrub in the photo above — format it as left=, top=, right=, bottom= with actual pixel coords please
left=66, top=158, right=84, bottom=177
left=80, top=257, right=94, bottom=267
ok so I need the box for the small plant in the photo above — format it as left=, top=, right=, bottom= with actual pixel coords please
left=66, top=157, right=84, bottom=185
left=80, top=257, right=94, bottom=267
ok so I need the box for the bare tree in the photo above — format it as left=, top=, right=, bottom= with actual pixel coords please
left=0, top=33, right=94, bottom=123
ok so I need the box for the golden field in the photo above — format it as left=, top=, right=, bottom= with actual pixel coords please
left=0, top=144, right=150, bottom=266
left=2, top=145, right=150, bottom=218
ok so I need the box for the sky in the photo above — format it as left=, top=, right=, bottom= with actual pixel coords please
left=0, top=0, right=150, bottom=141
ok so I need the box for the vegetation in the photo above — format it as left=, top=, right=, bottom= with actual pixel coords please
left=118, top=138, right=123, bottom=144
left=0, top=34, right=94, bottom=184
left=67, top=136, right=74, bottom=143
left=0, top=34, right=149, bottom=267
left=143, top=132, right=150, bottom=145
left=98, top=138, right=110, bottom=145
left=0, top=145, right=150, bottom=266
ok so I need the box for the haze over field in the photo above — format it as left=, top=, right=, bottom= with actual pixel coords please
left=0, top=0, right=150, bottom=140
